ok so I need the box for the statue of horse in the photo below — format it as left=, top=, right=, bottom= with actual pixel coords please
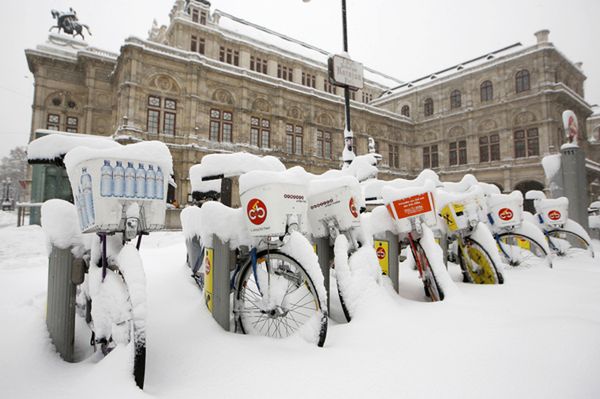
left=49, top=8, right=92, bottom=40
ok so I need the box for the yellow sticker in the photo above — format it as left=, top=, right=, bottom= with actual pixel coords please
left=440, top=204, right=459, bottom=232
left=517, top=237, right=531, bottom=250
left=204, top=248, right=214, bottom=313
left=374, top=240, right=389, bottom=275
left=313, top=243, right=317, bottom=253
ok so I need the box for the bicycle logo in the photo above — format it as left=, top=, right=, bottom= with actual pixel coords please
left=376, top=246, right=386, bottom=260
left=247, top=198, right=267, bottom=225
left=205, top=256, right=211, bottom=275
left=349, top=197, right=359, bottom=218
left=498, top=208, right=513, bottom=221
left=548, top=210, right=561, bottom=221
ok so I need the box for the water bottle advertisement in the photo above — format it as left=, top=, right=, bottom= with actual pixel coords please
left=72, top=157, right=168, bottom=233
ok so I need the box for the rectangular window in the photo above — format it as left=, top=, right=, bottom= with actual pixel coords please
left=479, top=136, right=489, bottom=163
left=388, top=144, right=399, bottom=168
left=66, top=116, right=78, bottom=133
left=527, top=128, right=539, bottom=156
left=324, top=81, right=336, bottom=94
left=302, top=72, right=316, bottom=88
left=278, top=65, right=293, bottom=82
left=285, top=124, right=303, bottom=155
left=148, top=95, right=161, bottom=108
left=250, top=116, right=270, bottom=148
left=192, top=9, right=198, bottom=23
left=514, top=130, right=526, bottom=158
left=163, top=112, right=176, bottom=135
left=147, top=110, right=160, bottom=134
left=191, top=35, right=197, bottom=52
left=286, top=124, right=294, bottom=154
left=47, top=114, right=60, bottom=130
left=316, top=130, right=332, bottom=158
left=362, top=91, right=372, bottom=104
left=219, top=46, right=225, bottom=62
left=250, top=56, right=268, bottom=74
left=200, top=10, right=207, bottom=25
left=165, top=99, right=176, bottom=110
left=220, top=47, right=238, bottom=65
left=480, top=134, right=500, bottom=163
left=490, top=134, right=500, bottom=161
left=423, top=145, right=439, bottom=168
left=198, top=38, right=205, bottom=54
left=209, top=109, right=233, bottom=142
left=449, top=140, right=467, bottom=166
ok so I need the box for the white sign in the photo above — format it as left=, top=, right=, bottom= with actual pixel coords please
left=328, top=54, right=364, bottom=90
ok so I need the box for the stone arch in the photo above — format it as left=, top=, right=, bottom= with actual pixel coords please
left=448, top=125, right=466, bottom=138
left=477, top=119, right=498, bottom=132
left=146, top=73, right=182, bottom=95
left=251, top=97, right=271, bottom=113
left=211, top=88, right=235, bottom=105
left=515, top=180, right=545, bottom=213
left=513, top=110, right=537, bottom=127
left=286, top=105, right=303, bottom=120
left=316, top=112, right=335, bottom=127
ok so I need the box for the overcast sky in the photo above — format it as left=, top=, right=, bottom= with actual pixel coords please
left=1, top=0, right=598, bottom=157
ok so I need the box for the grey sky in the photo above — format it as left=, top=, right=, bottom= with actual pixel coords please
left=1, top=0, right=598, bottom=157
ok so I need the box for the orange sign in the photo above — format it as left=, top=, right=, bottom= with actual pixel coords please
left=391, top=193, right=433, bottom=219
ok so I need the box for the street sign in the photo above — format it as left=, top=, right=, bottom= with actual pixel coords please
left=328, top=54, right=364, bottom=90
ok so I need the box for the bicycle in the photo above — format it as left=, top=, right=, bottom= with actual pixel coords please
left=437, top=184, right=504, bottom=285
left=189, top=167, right=328, bottom=346
left=378, top=179, right=451, bottom=301
left=484, top=189, right=552, bottom=268
left=63, top=142, right=172, bottom=390
left=526, top=191, right=594, bottom=258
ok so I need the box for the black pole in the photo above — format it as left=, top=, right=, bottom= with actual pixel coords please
left=341, top=0, right=354, bottom=165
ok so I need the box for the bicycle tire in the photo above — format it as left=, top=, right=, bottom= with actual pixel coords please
left=413, top=241, right=445, bottom=302
left=234, top=250, right=327, bottom=345
left=496, top=232, right=551, bottom=268
left=546, top=229, right=594, bottom=258
left=336, top=275, right=352, bottom=323
left=458, top=237, right=503, bottom=284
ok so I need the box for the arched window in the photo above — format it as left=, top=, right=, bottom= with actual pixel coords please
left=401, top=105, right=410, bottom=117
left=480, top=80, right=493, bottom=102
left=450, top=90, right=462, bottom=109
left=424, top=98, right=434, bottom=117
left=516, top=69, right=530, bottom=93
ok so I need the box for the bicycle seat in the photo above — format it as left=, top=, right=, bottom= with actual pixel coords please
left=381, top=179, right=438, bottom=233
left=441, top=174, right=478, bottom=193
left=239, top=167, right=309, bottom=237
left=486, top=191, right=523, bottom=230
left=363, top=169, right=441, bottom=204
left=307, top=175, right=362, bottom=238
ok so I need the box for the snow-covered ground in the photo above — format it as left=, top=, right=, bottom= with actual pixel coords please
left=1, top=209, right=600, bottom=399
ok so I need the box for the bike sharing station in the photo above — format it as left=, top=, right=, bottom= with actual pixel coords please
left=29, top=133, right=172, bottom=390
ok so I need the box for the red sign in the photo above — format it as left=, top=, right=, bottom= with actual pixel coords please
left=391, top=193, right=433, bottom=219
left=498, top=208, right=513, bottom=221
left=548, top=210, right=561, bottom=221
left=349, top=197, right=359, bottom=218
left=247, top=198, right=267, bottom=225
left=205, top=257, right=211, bottom=275
left=376, top=246, right=386, bottom=260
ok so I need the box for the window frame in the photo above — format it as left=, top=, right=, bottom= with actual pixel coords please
left=450, top=90, right=462, bottom=110
left=424, top=98, right=434, bottom=116
left=401, top=105, right=410, bottom=117
left=209, top=108, right=234, bottom=143
left=250, top=116, right=271, bottom=148
left=449, top=139, right=467, bottom=166
left=285, top=123, right=303, bottom=155
left=480, top=80, right=493, bottom=102
left=516, top=69, right=530, bottom=93
left=47, top=113, right=60, bottom=130
left=316, top=129, right=332, bottom=159
left=422, top=144, right=439, bottom=168
left=513, top=128, right=539, bottom=158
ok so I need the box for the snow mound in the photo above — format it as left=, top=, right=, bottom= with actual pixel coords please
left=41, top=199, right=89, bottom=257
left=28, top=130, right=121, bottom=163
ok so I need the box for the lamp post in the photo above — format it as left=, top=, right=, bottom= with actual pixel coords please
left=304, top=0, right=356, bottom=166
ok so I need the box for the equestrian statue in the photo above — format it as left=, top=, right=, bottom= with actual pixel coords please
left=49, top=8, right=92, bottom=40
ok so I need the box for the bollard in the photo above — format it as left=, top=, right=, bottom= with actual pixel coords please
left=206, top=235, right=234, bottom=331
left=561, top=146, right=589, bottom=230
left=46, top=245, right=83, bottom=362
left=385, top=232, right=400, bottom=293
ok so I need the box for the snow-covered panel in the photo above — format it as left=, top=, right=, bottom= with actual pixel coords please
left=63, top=141, right=173, bottom=233
left=343, top=154, right=379, bottom=182
left=27, top=130, right=121, bottom=163
left=40, top=199, right=90, bottom=257
left=189, top=153, right=285, bottom=192
left=307, top=178, right=361, bottom=238
left=542, top=154, right=561, bottom=180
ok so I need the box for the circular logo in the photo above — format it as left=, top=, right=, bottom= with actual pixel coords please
left=548, top=210, right=561, bottom=221
left=349, top=197, right=359, bottom=218
left=376, top=246, right=386, bottom=260
left=498, top=208, right=514, bottom=221
left=204, top=257, right=211, bottom=276
left=247, top=198, right=267, bottom=225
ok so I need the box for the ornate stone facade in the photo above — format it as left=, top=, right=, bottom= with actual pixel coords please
left=25, top=1, right=600, bottom=205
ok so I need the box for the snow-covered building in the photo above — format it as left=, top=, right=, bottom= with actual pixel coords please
left=25, top=0, right=600, bottom=206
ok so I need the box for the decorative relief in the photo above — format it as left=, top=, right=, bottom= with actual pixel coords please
left=286, top=106, right=303, bottom=120
left=478, top=119, right=497, bottom=131
left=448, top=125, right=465, bottom=138
left=316, top=113, right=334, bottom=127
left=513, top=111, right=537, bottom=126
left=148, top=74, right=181, bottom=94
left=212, top=88, right=234, bottom=105
left=252, top=98, right=271, bottom=113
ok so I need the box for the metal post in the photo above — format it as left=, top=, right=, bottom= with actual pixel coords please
left=341, top=0, right=354, bottom=166
left=212, top=235, right=233, bottom=331
left=315, top=237, right=333, bottom=311
left=385, top=232, right=400, bottom=293
left=561, top=145, right=589, bottom=230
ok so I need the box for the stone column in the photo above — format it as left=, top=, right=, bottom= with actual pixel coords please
left=560, top=145, right=589, bottom=230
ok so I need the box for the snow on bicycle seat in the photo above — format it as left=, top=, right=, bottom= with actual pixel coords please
left=381, top=179, right=438, bottom=233
left=63, top=141, right=173, bottom=233
left=440, top=174, right=478, bottom=193
left=486, top=191, right=523, bottom=230
left=307, top=174, right=362, bottom=237
left=436, top=185, right=486, bottom=232
left=363, top=169, right=441, bottom=204
left=239, top=167, right=309, bottom=237
left=190, top=152, right=284, bottom=194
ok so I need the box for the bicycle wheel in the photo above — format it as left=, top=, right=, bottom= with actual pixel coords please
left=547, top=229, right=594, bottom=258
left=458, top=237, right=503, bottom=284
left=412, top=241, right=445, bottom=302
left=235, top=250, right=326, bottom=342
left=496, top=232, right=550, bottom=268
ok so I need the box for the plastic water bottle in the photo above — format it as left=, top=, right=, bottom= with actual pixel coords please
left=75, top=192, right=86, bottom=230
left=113, top=161, right=125, bottom=197
left=125, top=162, right=136, bottom=198
left=146, top=165, right=156, bottom=199
left=155, top=166, right=164, bottom=200
left=136, top=163, right=146, bottom=198
left=100, top=160, right=113, bottom=197
left=80, top=168, right=95, bottom=226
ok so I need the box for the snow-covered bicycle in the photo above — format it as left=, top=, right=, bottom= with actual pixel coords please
left=526, top=191, right=594, bottom=258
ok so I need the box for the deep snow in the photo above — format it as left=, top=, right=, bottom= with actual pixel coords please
left=1, top=209, right=600, bottom=398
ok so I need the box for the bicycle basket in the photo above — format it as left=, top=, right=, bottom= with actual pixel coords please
left=382, top=185, right=437, bottom=233
left=487, top=191, right=523, bottom=230
left=537, top=197, right=568, bottom=228
left=307, top=182, right=361, bottom=238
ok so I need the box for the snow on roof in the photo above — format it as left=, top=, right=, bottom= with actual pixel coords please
left=212, top=10, right=402, bottom=89
left=27, top=130, right=121, bottom=163
left=374, top=42, right=525, bottom=102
